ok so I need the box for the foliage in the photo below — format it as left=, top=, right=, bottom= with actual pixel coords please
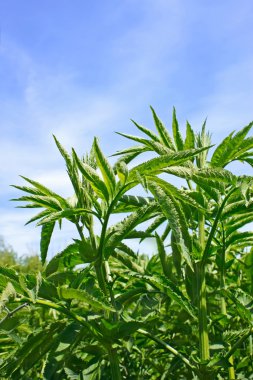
left=0, top=108, right=253, bottom=379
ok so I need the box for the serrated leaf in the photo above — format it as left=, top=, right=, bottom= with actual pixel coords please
left=184, top=121, right=195, bottom=150
left=37, top=208, right=99, bottom=226
left=211, top=122, right=253, bottom=167
left=72, top=149, right=110, bottom=202
left=41, top=222, right=55, bottom=264
left=150, top=106, right=175, bottom=150
left=93, top=137, right=116, bottom=198
left=58, top=287, right=115, bottom=312
left=0, top=283, right=16, bottom=312
left=135, top=273, right=196, bottom=318
left=156, top=233, right=171, bottom=278
left=12, top=194, right=63, bottom=211
left=172, top=107, right=184, bottom=150
left=131, top=119, right=161, bottom=142
left=147, top=180, right=193, bottom=271
left=46, top=243, right=81, bottom=276
left=129, top=146, right=211, bottom=179
left=105, top=202, right=157, bottom=255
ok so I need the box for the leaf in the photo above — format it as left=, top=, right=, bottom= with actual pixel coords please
left=150, top=106, right=175, bottom=150
left=72, top=149, right=110, bottom=202
left=0, top=283, right=16, bottom=312
left=1, top=322, right=65, bottom=377
left=16, top=175, right=69, bottom=208
left=53, top=135, right=72, bottom=170
left=129, top=146, right=211, bottom=178
left=172, top=107, right=184, bottom=150
left=105, top=202, right=157, bottom=256
left=93, top=138, right=116, bottom=198
left=114, top=250, right=144, bottom=274
left=12, top=195, right=63, bottom=211
left=40, top=222, right=55, bottom=264
left=147, top=175, right=205, bottom=212
left=100, top=319, right=143, bottom=340
left=111, top=145, right=148, bottom=157
left=171, top=232, right=182, bottom=277
left=147, top=180, right=193, bottom=271
left=116, top=132, right=172, bottom=155
left=184, top=121, right=195, bottom=150
left=211, top=122, right=253, bottom=167
left=58, top=287, right=115, bottom=312
left=156, top=233, right=171, bottom=278
left=135, top=273, right=196, bottom=318
left=46, top=243, right=81, bottom=275
left=37, top=208, right=99, bottom=226
left=221, top=288, right=253, bottom=322
left=131, top=119, right=161, bottom=142
left=25, top=209, right=51, bottom=225
left=140, top=215, right=166, bottom=242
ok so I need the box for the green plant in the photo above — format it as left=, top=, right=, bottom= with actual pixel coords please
left=0, top=107, right=252, bottom=379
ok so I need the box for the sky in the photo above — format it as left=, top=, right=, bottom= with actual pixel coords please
left=0, top=0, right=253, bottom=257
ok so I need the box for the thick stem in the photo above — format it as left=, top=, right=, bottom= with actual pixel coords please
left=197, top=263, right=210, bottom=361
left=220, top=226, right=235, bottom=380
left=108, top=345, right=122, bottom=380
left=198, top=210, right=210, bottom=361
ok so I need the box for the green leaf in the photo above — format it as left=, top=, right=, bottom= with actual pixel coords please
left=46, top=243, right=81, bottom=275
left=172, top=107, right=184, bottom=150
left=100, top=319, right=143, bottom=340
left=40, top=222, right=55, bottom=264
left=105, top=202, right=157, bottom=255
left=1, top=322, right=65, bottom=377
left=135, top=273, right=196, bottom=318
left=37, top=208, right=99, bottom=226
left=150, top=106, right=175, bottom=150
left=12, top=194, right=63, bottom=211
left=131, top=119, right=161, bottom=142
left=156, top=233, right=171, bottom=278
left=72, top=149, right=110, bottom=202
left=211, top=122, right=253, bottom=167
left=184, top=121, right=195, bottom=150
left=147, top=180, right=193, bottom=271
left=129, top=146, right=211, bottom=178
left=93, top=137, right=116, bottom=198
left=221, top=288, right=253, bottom=322
left=58, top=287, right=115, bottom=312
left=16, top=175, right=69, bottom=208
left=0, top=283, right=16, bottom=312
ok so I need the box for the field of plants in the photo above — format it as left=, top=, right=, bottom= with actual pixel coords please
left=0, top=108, right=252, bottom=379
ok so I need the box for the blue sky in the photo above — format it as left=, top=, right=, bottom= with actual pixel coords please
left=1, top=0, right=253, bottom=256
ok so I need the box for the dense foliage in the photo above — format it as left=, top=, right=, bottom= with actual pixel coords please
left=0, top=108, right=253, bottom=379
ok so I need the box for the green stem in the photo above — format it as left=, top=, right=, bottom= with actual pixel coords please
left=108, top=345, right=122, bottom=380
left=220, top=226, right=235, bottom=379
left=197, top=206, right=210, bottom=361
left=138, top=329, right=199, bottom=375
left=196, top=263, right=210, bottom=361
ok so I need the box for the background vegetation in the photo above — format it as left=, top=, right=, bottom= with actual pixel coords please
left=0, top=108, right=253, bottom=379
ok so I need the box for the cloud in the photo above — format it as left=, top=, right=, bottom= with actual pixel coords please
left=1, top=1, right=253, bottom=256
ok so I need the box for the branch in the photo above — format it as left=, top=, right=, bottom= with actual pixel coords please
left=0, top=302, right=28, bottom=324
left=138, top=328, right=199, bottom=374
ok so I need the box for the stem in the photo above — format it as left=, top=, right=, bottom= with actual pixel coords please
left=220, top=225, right=235, bottom=380
left=138, top=329, right=199, bottom=375
left=0, top=303, right=28, bottom=324
left=197, top=204, right=210, bottom=361
left=196, top=263, right=210, bottom=361
left=108, top=345, right=122, bottom=380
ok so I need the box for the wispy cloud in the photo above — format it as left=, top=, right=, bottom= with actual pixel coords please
left=1, top=1, right=253, bottom=255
